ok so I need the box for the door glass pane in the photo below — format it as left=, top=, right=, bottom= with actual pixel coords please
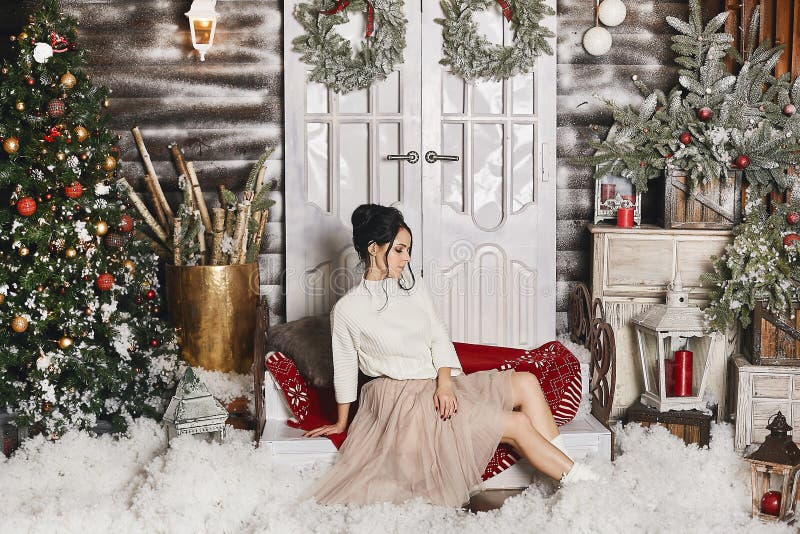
left=378, top=122, right=401, bottom=205
left=377, top=71, right=400, bottom=114
left=512, top=74, right=535, bottom=115
left=472, top=123, right=504, bottom=229
left=512, top=123, right=535, bottom=212
left=339, top=123, right=369, bottom=222
left=338, top=88, right=370, bottom=113
left=442, top=68, right=465, bottom=114
left=473, top=79, right=504, bottom=115
left=306, top=122, right=330, bottom=211
left=442, top=122, right=464, bottom=212
left=306, top=79, right=328, bottom=113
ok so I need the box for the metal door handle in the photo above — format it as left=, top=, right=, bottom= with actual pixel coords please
left=386, top=151, right=419, bottom=164
left=425, top=150, right=460, bottom=163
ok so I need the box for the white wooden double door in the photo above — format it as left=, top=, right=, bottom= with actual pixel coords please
left=284, top=1, right=557, bottom=347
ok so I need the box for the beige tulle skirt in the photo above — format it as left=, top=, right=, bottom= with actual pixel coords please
left=303, top=369, right=515, bottom=507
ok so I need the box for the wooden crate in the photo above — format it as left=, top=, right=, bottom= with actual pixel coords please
left=624, top=401, right=715, bottom=447
left=659, top=168, right=743, bottom=230
left=750, top=301, right=800, bottom=366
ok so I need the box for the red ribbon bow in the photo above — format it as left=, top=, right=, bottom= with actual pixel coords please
left=496, top=0, right=512, bottom=21
left=43, top=125, right=62, bottom=143
left=321, top=0, right=375, bottom=38
left=49, top=31, right=69, bottom=53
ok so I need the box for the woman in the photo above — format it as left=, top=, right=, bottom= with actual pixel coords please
left=302, top=204, right=597, bottom=507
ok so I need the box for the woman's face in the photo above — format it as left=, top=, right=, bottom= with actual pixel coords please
left=371, top=227, right=411, bottom=278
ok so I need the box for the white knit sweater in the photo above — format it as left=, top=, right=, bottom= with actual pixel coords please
left=330, top=276, right=463, bottom=403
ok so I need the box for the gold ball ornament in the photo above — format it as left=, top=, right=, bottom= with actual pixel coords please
left=14, top=101, right=25, bottom=111
left=103, top=98, right=110, bottom=108
left=101, top=155, right=117, bottom=171
left=18, top=246, right=29, bottom=257
left=3, top=136, right=20, bottom=155
left=122, top=259, right=136, bottom=273
left=60, top=71, right=76, bottom=89
left=56, top=152, right=66, bottom=162
left=73, top=126, right=88, bottom=142
left=11, top=316, right=28, bottom=333
left=84, top=307, right=92, bottom=316
left=58, top=336, right=73, bottom=349
left=0, top=294, right=4, bottom=305
left=95, top=221, right=109, bottom=236
left=18, top=32, right=28, bottom=41
left=65, top=247, right=77, bottom=258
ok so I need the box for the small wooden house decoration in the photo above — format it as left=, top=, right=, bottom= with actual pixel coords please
left=657, top=167, right=743, bottom=230
left=745, top=412, right=800, bottom=522
left=631, top=272, right=721, bottom=412
left=593, top=172, right=642, bottom=225
left=163, top=367, right=228, bottom=444
left=749, top=301, right=800, bottom=366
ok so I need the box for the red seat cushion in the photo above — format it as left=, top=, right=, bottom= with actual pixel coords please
left=266, top=341, right=582, bottom=481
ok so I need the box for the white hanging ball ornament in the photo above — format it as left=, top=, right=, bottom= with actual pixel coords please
left=583, top=26, right=612, bottom=56
left=598, top=0, right=627, bottom=27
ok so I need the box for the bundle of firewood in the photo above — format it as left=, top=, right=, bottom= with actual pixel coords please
left=119, top=126, right=275, bottom=266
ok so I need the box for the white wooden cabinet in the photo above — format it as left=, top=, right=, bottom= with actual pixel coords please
left=588, top=224, right=738, bottom=420
left=733, top=355, right=800, bottom=453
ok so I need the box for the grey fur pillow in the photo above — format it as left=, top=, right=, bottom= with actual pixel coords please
left=266, top=315, right=333, bottom=388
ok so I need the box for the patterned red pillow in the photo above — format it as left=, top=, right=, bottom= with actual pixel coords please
left=265, top=351, right=346, bottom=448
left=265, top=341, right=582, bottom=481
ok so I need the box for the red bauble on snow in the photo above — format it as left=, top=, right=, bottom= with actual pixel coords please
left=118, top=213, right=134, bottom=233
left=783, top=233, right=800, bottom=248
left=64, top=182, right=83, bottom=198
left=146, top=289, right=156, bottom=300
left=96, top=273, right=114, bottom=291
left=734, top=155, right=750, bottom=169
left=787, top=212, right=799, bottom=225
left=47, top=98, right=65, bottom=118
left=783, top=103, right=796, bottom=117
left=149, top=339, right=160, bottom=347
left=16, top=196, right=36, bottom=217
left=760, top=490, right=781, bottom=516
left=679, top=132, right=691, bottom=145
left=697, top=107, right=713, bottom=122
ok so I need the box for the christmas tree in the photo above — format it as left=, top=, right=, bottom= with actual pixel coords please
left=0, top=0, right=180, bottom=436
left=576, top=2, right=800, bottom=195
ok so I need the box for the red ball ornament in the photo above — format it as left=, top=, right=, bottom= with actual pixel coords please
left=47, top=98, right=65, bottom=118
left=146, top=289, right=156, bottom=300
left=679, top=132, right=691, bottom=145
left=788, top=212, right=799, bottom=225
left=16, top=196, right=36, bottom=217
left=104, top=233, right=126, bottom=249
left=783, top=103, right=796, bottom=117
left=25, top=76, right=34, bottom=86
left=96, top=273, right=114, bottom=291
left=760, top=490, right=781, bottom=516
left=734, top=155, right=750, bottom=169
left=783, top=233, right=800, bottom=248
left=697, top=107, right=713, bottom=122
left=118, top=213, right=134, bottom=233
left=64, top=182, right=83, bottom=199
left=44, top=192, right=53, bottom=201
left=149, top=339, right=160, bottom=347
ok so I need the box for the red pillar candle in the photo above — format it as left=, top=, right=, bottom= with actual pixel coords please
left=617, top=207, right=634, bottom=228
left=673, top=350, right=693, bottom=397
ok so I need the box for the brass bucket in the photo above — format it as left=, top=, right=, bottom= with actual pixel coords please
left=165, top=262, right=260, bottom=373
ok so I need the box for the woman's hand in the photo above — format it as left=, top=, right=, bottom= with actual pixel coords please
left=434, top=382, right=458, bottom=420
left=303, top=421, right=347, bottom=438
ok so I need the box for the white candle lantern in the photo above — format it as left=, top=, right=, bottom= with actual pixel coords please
left=185, top=0, right=219, bottom=61
left=631, top=273, right=720, bottom=412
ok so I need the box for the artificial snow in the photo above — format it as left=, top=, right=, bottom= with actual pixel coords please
left=1, top=374, right=793, bottom=533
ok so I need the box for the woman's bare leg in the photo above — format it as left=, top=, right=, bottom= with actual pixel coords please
left=509, top=371, right=559, bottom=441
left=500, top=411, right=572, bottom=480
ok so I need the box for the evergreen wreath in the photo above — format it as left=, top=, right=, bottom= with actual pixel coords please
left=292, top=0, right=407, bottom=94
left=436, top=0, right=555, bottom=82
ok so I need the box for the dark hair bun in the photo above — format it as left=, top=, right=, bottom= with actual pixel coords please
left=351, top=203, right=381, bottom=229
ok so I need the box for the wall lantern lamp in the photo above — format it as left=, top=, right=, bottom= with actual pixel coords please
left=185, top=0, right=219, bottom=61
